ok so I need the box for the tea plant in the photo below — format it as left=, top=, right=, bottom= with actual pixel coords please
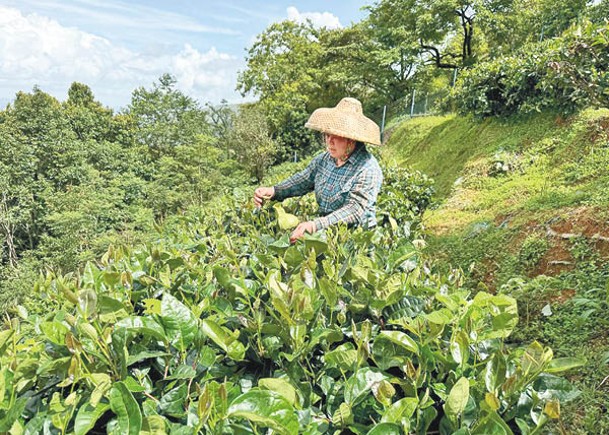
left=0, top=189, right=580, bottom=434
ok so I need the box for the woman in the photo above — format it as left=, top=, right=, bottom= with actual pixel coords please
left=254, top=97, right=383, bottom=243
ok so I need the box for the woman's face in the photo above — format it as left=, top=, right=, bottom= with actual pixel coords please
left=324, top=133, right=355, bottom=160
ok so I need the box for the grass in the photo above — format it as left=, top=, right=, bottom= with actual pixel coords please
left=382, top=108, right=609, bottom=434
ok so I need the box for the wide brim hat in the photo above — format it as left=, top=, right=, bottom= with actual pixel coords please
left=305, top=97, right=381, bottom=146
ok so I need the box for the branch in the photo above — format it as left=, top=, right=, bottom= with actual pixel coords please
left=419, top=42, right=459, bottom=69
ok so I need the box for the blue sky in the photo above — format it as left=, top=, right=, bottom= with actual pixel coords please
left=0, top=0, right=370, bottom=110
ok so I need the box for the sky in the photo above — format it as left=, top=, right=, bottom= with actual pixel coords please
left=0, top=0, right=371, bottom=110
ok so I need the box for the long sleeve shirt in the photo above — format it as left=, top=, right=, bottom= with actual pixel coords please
left=273, top=145, right=383, bottom=231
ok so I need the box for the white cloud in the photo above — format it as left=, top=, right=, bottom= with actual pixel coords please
left=0, top=6, right=243, bottom=109
left=286, top=6, right=342, bottom=29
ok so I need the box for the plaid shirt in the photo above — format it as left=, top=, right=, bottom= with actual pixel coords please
left=274, top=145, right=383, bottom=231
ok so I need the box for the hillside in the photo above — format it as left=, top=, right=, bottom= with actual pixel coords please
left=383, top=109, right=609, bottom=434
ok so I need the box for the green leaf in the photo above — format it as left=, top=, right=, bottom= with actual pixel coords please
left=127, top=350, right=171, bottom=366
left=227, top=390, right=298, bottom=435
left=268, top=235, right=291, bottom=254
left=376, top=330, right=419, bottom=354
left=258, top=378, right=299, bottom=407
left=40, top=321, right=69, bottom=346
left=165, top=364, right=197, bottom=380
left=267, top=272, right=293, bottom=325
left=109, top=382, right=142, bottom=435
left=423, top=308, right=453, bottom=325
left=332, top=402, right=354, bottom=427
left=325, top=343, right=357, bottom=371
left=303, top=232, right=328, bottom=255
left=545, top=357, right=586, bottom=373
left=159, top=384, right=188, bottom=418
left=0, top=397, right=27, bottom=432
left=284, top=246, right=305, bottom=268
left=74, top=403, right=110, bottom=435
left=213, top=266, right=233, bottom=290
left=141, top=415, right=167, bottom=434
left=534, top=373, right=581, bottom=402
left=201, top=319, right=245, bottom=361
left=318, top=277, right=338, bottom=306
left=344, top=367, right=388, bottom=406
left=367, top=422, right=402, bottom=435
left=381, top=397, right=418, bottom=425
left=159, top=293, right=198, bottom=351
left=116, top=316, right=167, bottom=342
left=472, top=409, right=514, bottom=435
left=450, top=331, right=470, bottom=366
left=274, top=204, right=300, bottom=230
left=98, top=296, right=130, bottom=323
left=372, top=338, right=411, bottom=370
left=372, top=379, right=396, bottom=407
left=485, top=353, right=507, bottom=393
left=0, top=330, right=14, bottom=355
left=444, top=377, right=470, bottom=425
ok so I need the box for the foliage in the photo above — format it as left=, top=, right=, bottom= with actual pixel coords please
left=127, top=74, right=209, bottom=157
left=0, top=184, right=578, bottom=433
left=227, top=105, right=279, bottom=182
left=0, top=77, right=250, bottom=310
left=386, top=108, right=609, bottom=434
left=452, top=22, right=609, bottom=117
left=377, top=167, right=435, bottom=229
left=237, top=20, right=323, bottom=156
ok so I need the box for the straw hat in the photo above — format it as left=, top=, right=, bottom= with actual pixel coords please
left=305, top=97, right=381, bottom=146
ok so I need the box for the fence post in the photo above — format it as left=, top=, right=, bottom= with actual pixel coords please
left=410, top=89, right=416, bottom=118
left=424, top=94, right=428, bottom=114
left=380, top=105, right=387, bottom=143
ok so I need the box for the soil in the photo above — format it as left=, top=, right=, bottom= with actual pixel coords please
left=487, top=207, right=609, bottom=289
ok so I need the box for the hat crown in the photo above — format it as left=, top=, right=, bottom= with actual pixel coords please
left=304, top=97, right=381, bottom=146
left=337, top=97, right=363, bottom=114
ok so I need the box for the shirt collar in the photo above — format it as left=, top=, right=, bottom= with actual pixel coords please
left=342, top=143, right=365, bottom=165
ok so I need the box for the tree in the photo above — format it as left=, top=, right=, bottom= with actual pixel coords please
left=64, top=82, right=115, bottom=142
left=228, top=106, right=279, bottom=182
left=319, top=21, right=419, bottom=108
left=205, top=99, right=235, bottom=159
left=367, top=0, right=539, bottom=68
left=237, top=21, right=323, bottom=156
left=127, top=74, right=210, bottom=157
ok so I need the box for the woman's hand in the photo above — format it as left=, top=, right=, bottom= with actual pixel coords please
left=254, top=186, right=275, bottom=208
left=290, top=221, right=316, bottom=243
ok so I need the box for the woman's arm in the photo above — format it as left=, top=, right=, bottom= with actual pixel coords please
left=273, top=154, right=322, bottom=201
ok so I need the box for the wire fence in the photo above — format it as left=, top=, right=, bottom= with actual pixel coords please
left=370, top=87, right=452, bottom=142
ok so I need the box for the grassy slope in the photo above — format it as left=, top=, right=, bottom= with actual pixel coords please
left=382, top=109, right=609, bottom=434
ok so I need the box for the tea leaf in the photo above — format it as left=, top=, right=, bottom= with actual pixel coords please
left=381, top=397, right=418, bottom=425
left=74, top=403, right=110, bottom=435
left=109, top=382, right=142, bottom=435
left=545, top=357, right=586, bottom=373
left=227, top=390, right=298, bottom=435
left=159, top=293, right=198, bottom=351
left=259, top=378, right=299, bottom=407
left=273, top=204, right=300, bottom=230
left=377, top=330, right=419, bottom=355
left=444, top=377, right=470, bottom=424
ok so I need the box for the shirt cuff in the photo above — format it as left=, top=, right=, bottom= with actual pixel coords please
left=313, top=217, right=328, bottom=232
left=272, top=185, right=286, bottom=201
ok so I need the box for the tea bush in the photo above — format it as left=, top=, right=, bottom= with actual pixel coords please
left=0, top=181, right=580, bottom=434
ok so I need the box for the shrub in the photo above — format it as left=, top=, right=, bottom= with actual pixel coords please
left=0, top=193, right=580, bottom=434
left=452, top=22, right=609, bottom=118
